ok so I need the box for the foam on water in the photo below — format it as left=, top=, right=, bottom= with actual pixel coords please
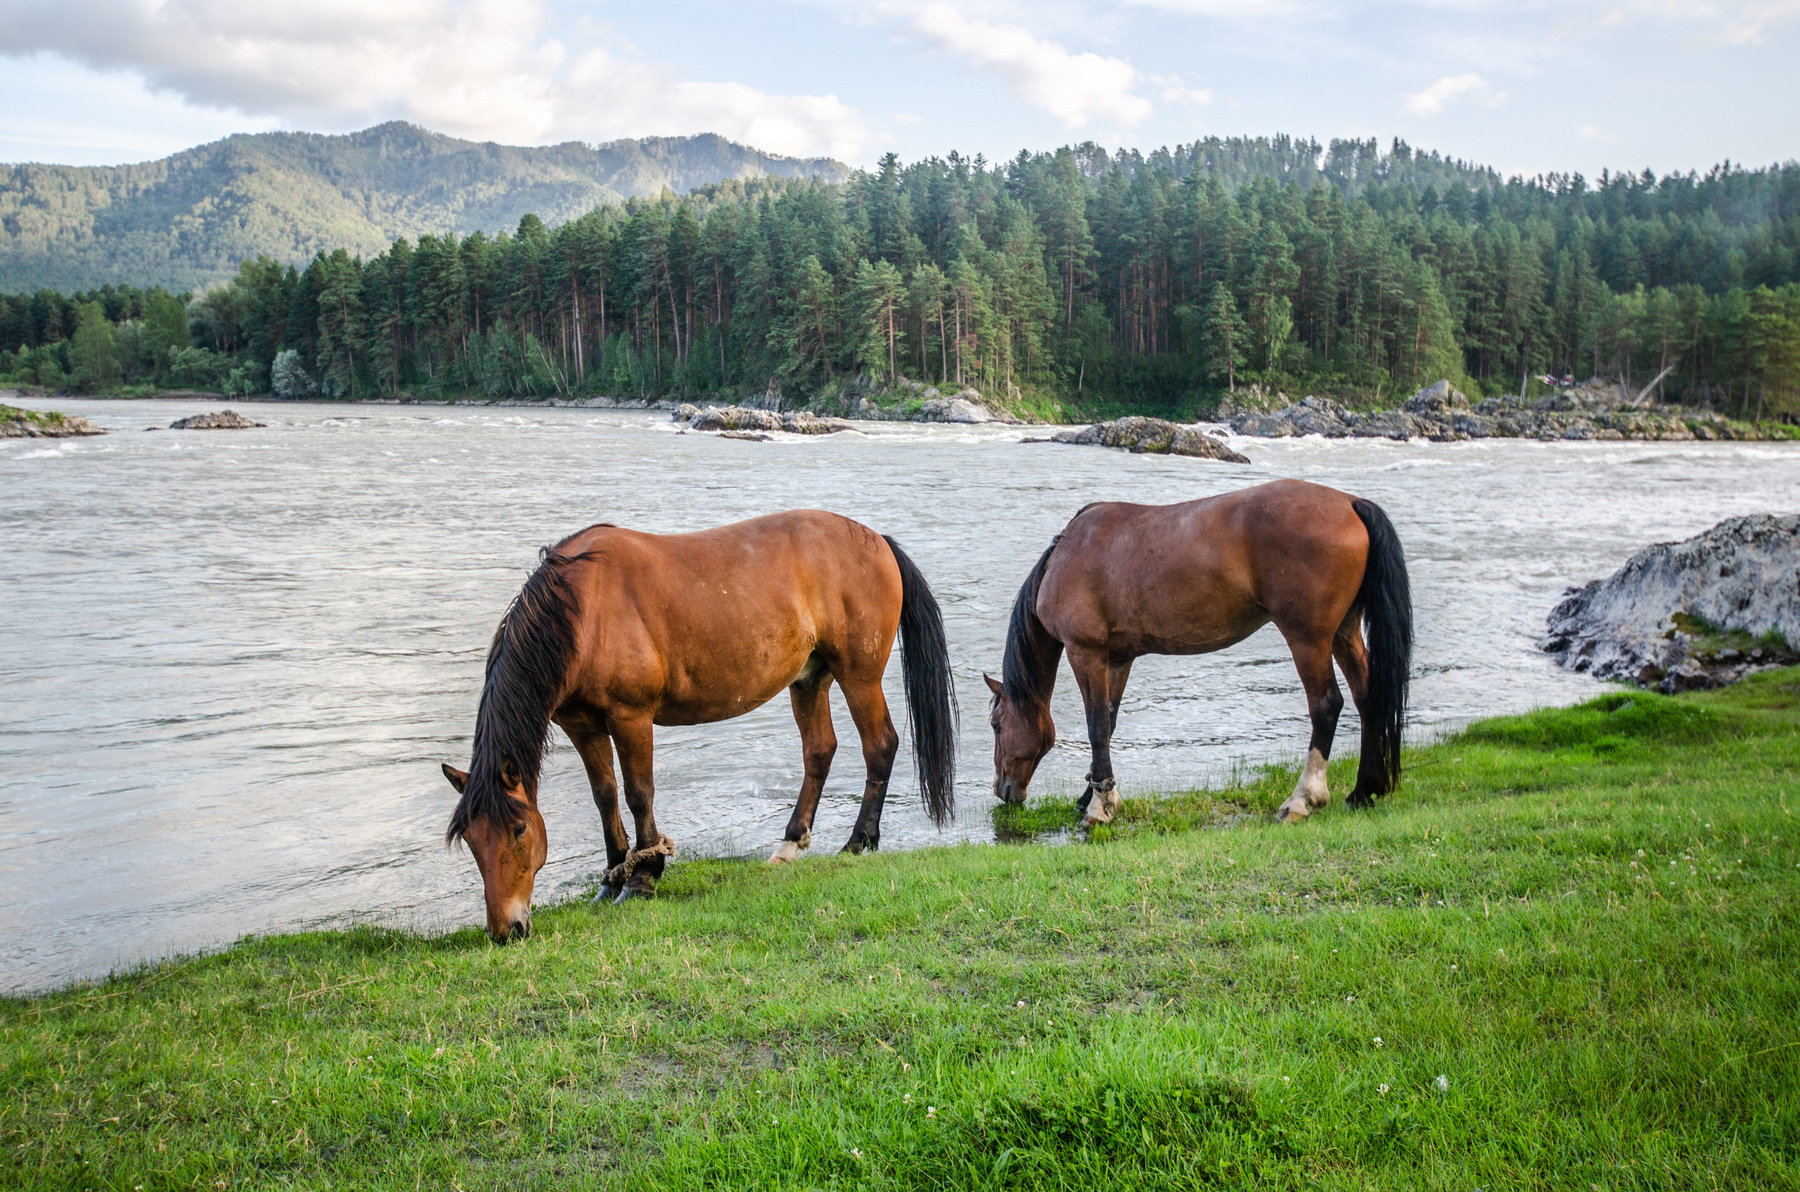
left=2, top=395, right=1798, bottom=991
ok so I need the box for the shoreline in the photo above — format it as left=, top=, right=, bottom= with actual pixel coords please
left=7, top=386, right=1795, bottom=444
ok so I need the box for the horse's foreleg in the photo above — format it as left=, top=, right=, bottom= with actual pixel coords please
left=568, top=728, right=630, bottom=901
left=771, top=672, right=837, bottom=864
left=1333, top=610, right=1379, bottom=808
left=1276, top=637, right=1345, bottom=822
left=609, top=715, right=669, bottom=899
left=1068, top=647, right=1122, bottom=826
left=836, top=675, right=899, bottom=855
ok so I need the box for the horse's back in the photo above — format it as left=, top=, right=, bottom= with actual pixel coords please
left=556, top=511, right=903, bottom=723
left=1042, top=480, right=1369, bottom=653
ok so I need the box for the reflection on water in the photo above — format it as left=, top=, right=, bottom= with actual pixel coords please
left=4, top=397, right=1798, bottom=991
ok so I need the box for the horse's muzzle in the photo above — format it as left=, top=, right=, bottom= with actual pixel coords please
left=995, top=777, right=1027, bottom=805
left=491, top=916, right=532, bottom=944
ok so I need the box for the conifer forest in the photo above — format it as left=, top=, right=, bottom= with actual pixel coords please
left=4, top=136, right=1798, bottom=418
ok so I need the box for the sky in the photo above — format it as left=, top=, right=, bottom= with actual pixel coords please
left=0, top=0, right=1794, bottom=181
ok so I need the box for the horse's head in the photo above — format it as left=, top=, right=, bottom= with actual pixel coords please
left=443, top=760, right=546, bottom=943
left=985, top=674, right=1054, bottom=804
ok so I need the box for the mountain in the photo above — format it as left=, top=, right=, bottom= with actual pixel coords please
left=0, top=123, right=850, bottom=293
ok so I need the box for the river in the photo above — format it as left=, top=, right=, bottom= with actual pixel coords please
left=4, top=396, right=1798, bottom=992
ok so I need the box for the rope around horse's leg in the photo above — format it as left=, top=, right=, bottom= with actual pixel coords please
left=602, top=832, right=676, bottom=893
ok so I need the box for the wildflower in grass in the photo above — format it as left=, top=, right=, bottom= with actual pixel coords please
left=1373, top=1036, right=1383, bottom=1047
left=1378, top=1083, right=1390, bottom=1095
left=902, top=1093, right=911, bottom=1104
left=1016, top=1000, right=1026, bottom=1007
left=1018, top=1036, right=1028, bottom=1046
left=1435, top=1074, right=1450, bottom=1093
left=926, top=1105, right=937, bottom=1119
left=850, top=1148, right=863, bottom=1161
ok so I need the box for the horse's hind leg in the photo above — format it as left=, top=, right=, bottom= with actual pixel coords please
left=568, top=727, right=631, bottom=901
left=770, top=668, right=838, bottom=864
left=1275, top=634, right=1345, bottom=822
left=1332, top=608, right=1381, bottom=808
left=835, top=675, right=899, bottom=854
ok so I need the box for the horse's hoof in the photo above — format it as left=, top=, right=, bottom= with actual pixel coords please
left=768, top=840, right=802, bottom=865
left=613, top=886, right=644, bottom=906
left=592, top=884, right=621, bottom=905
left=1074, top=790, right=1093, bottom=815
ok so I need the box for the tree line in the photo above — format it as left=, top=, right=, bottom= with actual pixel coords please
left=4, top=138, right=1798, bottom=418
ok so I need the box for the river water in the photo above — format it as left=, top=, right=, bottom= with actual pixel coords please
left=3, top=396, right=1797, bottom=992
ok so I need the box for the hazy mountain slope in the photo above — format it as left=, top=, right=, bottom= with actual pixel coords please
left=0, top=123, right=849, bottom=293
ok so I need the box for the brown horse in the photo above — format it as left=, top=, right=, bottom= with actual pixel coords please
left=986, top=479, right=1411, bottom=824
left=442, top=511, right=957, bottom=942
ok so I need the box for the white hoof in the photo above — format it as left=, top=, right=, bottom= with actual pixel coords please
left=767, top=840, right=801, bottom=865
left=1275, top=795, right=1313, bottom=822
left=1081, top=779, right=1121, bottom=827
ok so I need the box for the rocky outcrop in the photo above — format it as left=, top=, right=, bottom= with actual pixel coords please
left=1230, top=380, right=1782, bottom=442
left=853, top=387, right=996, bottom=423
left=1543, top=514, right=1800, bottom=692
left=1, top=404, right=105, bottom=437
left=672, top=404, right=854, bottom=435
left=169, top=409, right=265, bottom=430
left=1051, top=417, right=1250, bottom=463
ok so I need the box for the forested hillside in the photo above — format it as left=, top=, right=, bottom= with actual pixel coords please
left=3, top=137, right=1797, bottom=418
left=0, top=123, right=848, bottom=293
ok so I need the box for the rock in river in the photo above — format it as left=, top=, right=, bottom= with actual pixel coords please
left=674, top=404, right=854, bottom=435
left=1543, top=514, right=1800, bottom=691
left=1051, top=416, right=1250, bottom=462
left=1, top=404, right=104, bottom=437
left=169, top=409, right=266, bottom=430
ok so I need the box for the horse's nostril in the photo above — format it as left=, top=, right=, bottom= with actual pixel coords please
left=511, top=919, right=531, bottom=941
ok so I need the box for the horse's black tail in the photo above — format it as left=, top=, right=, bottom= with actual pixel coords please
left=1351, top=498, right=1412, bottom=801
left=883, top=536, right=958, bottom=827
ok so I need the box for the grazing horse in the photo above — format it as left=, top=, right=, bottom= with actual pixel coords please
left=442, top=511, right=957, bottom=942
left=986, top=479, right=1411, bottom=824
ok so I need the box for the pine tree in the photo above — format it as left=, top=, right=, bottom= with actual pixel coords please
left=1200, top=282, right=1247, bottom=391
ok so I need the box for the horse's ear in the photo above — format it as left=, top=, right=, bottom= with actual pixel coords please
left=441, top=763, right=469, bottom=793
left=984, top=673, right=1004, bottom=696
left=500, top=757, right=524, bottom=791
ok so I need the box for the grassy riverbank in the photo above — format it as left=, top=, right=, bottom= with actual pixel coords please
left=6, top=672, right=1799, bottom=1189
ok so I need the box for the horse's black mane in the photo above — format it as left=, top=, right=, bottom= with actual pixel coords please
left=1002, top=505, right=1101, bottom=707
left=445, top=538, right=597, bottom=843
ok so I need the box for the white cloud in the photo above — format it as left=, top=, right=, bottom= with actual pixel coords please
left=1151, top=74, right=1215, bottom=104
left=1402, top=72, right=1505, bottom=117
left=1712, top=0, right=1800, bottom=43
left=879, top=3, right=1152, bottom=129
left=0, top=0, right=870, bottom=159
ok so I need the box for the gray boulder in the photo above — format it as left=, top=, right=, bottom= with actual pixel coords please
left=170, top=409, right=264, bottom=430
left=1402, top=380, right=1472, bottom=417
left=780, top=411, right=854, bottom=435
left=1053, top=416, right=1250, bottom=463
left=689, top=405, right=783, bottom=433
left=1231, top=396, right=1353, bottom=438
left=918, top=394, right=993, bottom=423
left=1543, top=514, right=1800, bottom=690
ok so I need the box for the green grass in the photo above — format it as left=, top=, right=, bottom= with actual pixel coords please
left=6, top=673, right=1799, bottom=1189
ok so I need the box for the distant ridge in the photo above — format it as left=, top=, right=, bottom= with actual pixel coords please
left=0, top=122, right=851, bottom=292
